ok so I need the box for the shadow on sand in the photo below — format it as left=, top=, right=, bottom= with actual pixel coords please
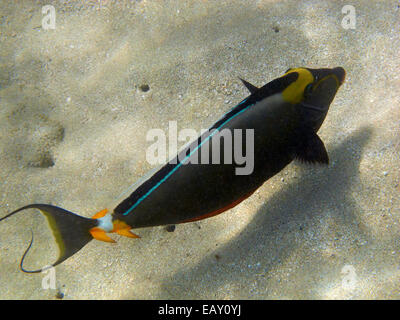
left=154, top=127, right=373, bottom=299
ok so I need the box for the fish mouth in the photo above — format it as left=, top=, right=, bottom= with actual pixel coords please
left=332, top=67, right=346, bottom=85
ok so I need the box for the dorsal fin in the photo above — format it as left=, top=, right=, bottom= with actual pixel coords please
left=239, top=78, right=259, bottom=94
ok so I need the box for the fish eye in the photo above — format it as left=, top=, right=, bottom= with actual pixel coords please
left=304, top=83, right=313, bottom=97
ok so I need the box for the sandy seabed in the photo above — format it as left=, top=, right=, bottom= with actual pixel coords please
left=0, top=0, right=399, bottom=299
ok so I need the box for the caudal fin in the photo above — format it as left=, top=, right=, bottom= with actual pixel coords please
left=0, top=204, right=97, bottom=273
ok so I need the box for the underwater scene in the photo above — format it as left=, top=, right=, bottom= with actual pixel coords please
left=0, top=0, right=399, bottom=300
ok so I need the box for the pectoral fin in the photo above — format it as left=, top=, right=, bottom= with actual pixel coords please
left=294, top=131, right=329, bottom=164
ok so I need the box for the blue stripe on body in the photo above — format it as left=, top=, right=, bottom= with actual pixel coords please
left=122, top=98, right=253, bottom=216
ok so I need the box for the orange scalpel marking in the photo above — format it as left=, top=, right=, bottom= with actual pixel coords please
left=91, top=208, right=108, bottom=219
left=90, top=227, right=116, bottom=243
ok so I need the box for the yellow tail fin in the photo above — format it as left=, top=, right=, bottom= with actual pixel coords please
left=0, top=204, right=97, bottom=273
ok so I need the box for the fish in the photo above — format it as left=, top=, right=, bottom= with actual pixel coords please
left=0, top=67, right=345, bottom=272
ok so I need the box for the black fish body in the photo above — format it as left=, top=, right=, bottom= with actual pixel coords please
left=114, top=90, right=300, bottom=227
left=113, top=67, right=346, bottom=228
left=0, top=67, right=345, bottom=272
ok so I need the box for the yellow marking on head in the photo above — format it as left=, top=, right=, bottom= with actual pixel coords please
left=281, top=68, right=314, bottom=104
left=313, top=74, right=340, bottom=91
